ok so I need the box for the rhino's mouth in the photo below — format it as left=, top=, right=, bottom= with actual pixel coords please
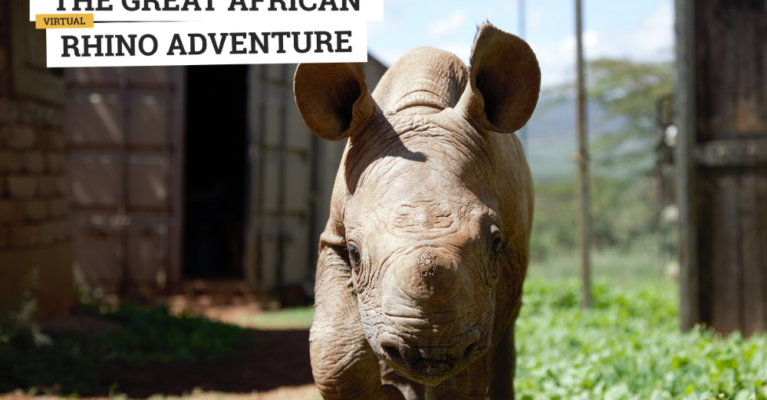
left=377, top=328, right=484, bottom=385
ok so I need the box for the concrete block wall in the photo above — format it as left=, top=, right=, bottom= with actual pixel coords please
left=0, top=0, right=74, bottom=320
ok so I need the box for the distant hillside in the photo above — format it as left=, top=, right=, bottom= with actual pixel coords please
left=522, top=96, right=624, bottom=181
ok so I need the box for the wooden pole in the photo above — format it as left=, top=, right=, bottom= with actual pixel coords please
left=674, top=0, right=698, bottom=332
left=575, top=0, right=592, bottom=308
left=518, top=0, right=528, bottom=152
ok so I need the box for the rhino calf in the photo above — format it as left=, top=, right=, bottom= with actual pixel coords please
left=293, top=23, right=540, bottom=400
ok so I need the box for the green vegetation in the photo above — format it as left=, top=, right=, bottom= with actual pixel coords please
left=516, top=280, right=767, bottom=400
left=213, top=281, right=767, bottom=400
left=0, top=302, right=252, bottom=395
left=528, top=238, right=665, bottom=286
left=587, top=59, right=675, bottom=172
left=525, top=56, right=761, bottom=397
left=4, top=280, right=765, bottom=399
left=0, top=328, right=103, bottom=395
left=530, top=58, right=677, bottom=268
left=544, top=58, right=675, bottom=175
left=530, top=176, right=674, bottom=267
left=235, top=305, right=314, bottom=329
left=86, top=303, right=253, bottom=365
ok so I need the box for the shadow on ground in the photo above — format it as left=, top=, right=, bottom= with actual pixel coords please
left=2, top=288, right=317, bottom=398
left=99, top=329, right=313, bottom=398
left=0, top=325, right=313, bottom=398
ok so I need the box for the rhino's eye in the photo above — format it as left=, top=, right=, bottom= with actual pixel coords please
left=348, top=244, right=361, bottom=273
left=490, top=237, right=503, bottom=258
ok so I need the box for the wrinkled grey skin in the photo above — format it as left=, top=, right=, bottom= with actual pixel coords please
left=293, top=23, right=540, bottom=400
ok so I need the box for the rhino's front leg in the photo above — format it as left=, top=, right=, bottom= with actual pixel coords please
left=487, top=327, right=516, bottom=400
left=424, top=326, right=516, bottom=400
left=380, top=359, right=425, bottom=400
left=311, top=244, right=406, bottom=400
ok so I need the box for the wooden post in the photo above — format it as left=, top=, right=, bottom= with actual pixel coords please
left=518, top=0, right=528, bottom=152
left=575, top=0, right=592, bottom=309
left=675, top=0, right=767, bottom=335
left=674, top=0, right=699, bottom=332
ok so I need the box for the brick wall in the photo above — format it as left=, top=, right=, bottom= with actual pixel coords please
left=0, top=0, right=74, bottom=320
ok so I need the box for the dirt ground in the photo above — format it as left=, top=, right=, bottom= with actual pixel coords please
left=99, top=328, right=316, bottom=398
left=0, top=385, right=320, bottom=400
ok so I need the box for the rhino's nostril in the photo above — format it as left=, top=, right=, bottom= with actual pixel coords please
left=462, top=342, right=478, bottom=362
left=383, top=344, right=404, bottom=365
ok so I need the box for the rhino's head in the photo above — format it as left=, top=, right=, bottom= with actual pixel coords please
left=294, top=24, right=540, bottom=385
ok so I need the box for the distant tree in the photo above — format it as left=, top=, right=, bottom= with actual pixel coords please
left=543, top=58, right=676, bottom=251
left=591, top=59, right=674, bottom=249
left=586, top=58, right=675, bottom=173
left=547, top=58, right=675, bottom=173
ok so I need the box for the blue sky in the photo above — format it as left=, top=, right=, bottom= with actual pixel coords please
left=368, top=0, right=674, bottom=87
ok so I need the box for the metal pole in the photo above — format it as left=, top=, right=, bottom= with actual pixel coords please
left=518, top=0, right=528, bottom=152
left=575, top=0, right=592, bottom=308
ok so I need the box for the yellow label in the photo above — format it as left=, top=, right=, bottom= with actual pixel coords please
left=36, top=14, right=94, bottom=29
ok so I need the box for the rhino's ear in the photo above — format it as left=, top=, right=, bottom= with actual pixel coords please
left=457, top=24, right=541, bottom=133
left=294, top=63, right=379, bottom=141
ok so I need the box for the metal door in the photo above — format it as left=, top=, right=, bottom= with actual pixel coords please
left=65, top=67, right=185, bottom=294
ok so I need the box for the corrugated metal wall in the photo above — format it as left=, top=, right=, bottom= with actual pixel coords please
left=64, top=58, right=387, bottom=295
left=65, top=67, right=184, bottom=295
left=244, top=60, right=388, bottom=295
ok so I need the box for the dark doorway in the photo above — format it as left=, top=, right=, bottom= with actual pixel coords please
left=183, top=65, right=248, bottom=279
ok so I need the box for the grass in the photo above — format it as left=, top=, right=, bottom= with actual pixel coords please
left=229, top=275, right=767, bottom=400
left=516, top=280, right=767, bottom=400
left=3, top=259, right=765, bottom=399
left=527, top=241, right=672, bottom=287
left=237, top=306, right=314, bottom=330
left=230, top=276, right=767, bottom=400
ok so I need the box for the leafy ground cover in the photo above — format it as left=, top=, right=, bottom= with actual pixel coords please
left=0, top=303, right=252, bottom=395
left=3, top=280, right=765, bottom=400
left=164, top=278, right=767, bottom=400
left=516, top=280, right=767, bottom=400
left=89, top=303, right=253, bottom=365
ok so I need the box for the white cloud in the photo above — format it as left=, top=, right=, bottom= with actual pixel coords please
left=368, top=0, right=409, bottom=37
left=369, top=48, right=409, bottom=67
left=631, top=1, right=674, bottom=61
left=529, top=29, right=601, bottom=87
left=440, top=42, right=472, bottom=64
left=579, top=2, right=674, bottom=62
left=480, top=0, right=516, bottom=20
left=562, top=30, right=601, bottom=56
left=369, top=0, right=675, bottom=89
left=428, top=11, right=467, bottom=38
left=529, top=0, right=675, bottom=88
left=529, top=9, right=545, bottom=31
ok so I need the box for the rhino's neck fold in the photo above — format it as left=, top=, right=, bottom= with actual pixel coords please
left=372, top=47, right=469, bottom=116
